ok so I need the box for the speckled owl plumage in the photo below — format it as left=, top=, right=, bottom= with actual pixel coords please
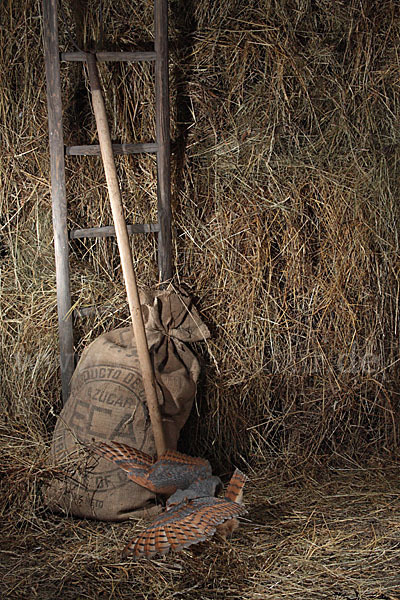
left=92, top=441, right=248, bottom=559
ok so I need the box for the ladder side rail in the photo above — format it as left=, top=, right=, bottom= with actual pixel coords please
left=43, top=0, right=74, bottom=403
left=154, top=0, right=173, bottom=284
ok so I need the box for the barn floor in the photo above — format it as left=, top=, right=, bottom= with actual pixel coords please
left=1, top=463, right=399, bottom=600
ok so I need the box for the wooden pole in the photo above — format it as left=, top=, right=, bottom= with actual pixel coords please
left=85, top=53, right=167, bottom=457
left=42, top=0, right=74, bottom=403
left=154, top=0, right=173, bottom=284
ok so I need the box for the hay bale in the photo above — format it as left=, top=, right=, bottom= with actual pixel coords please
left=2, top=1, right=400, bottom=597
left=1, top=0, right=399, bottom=473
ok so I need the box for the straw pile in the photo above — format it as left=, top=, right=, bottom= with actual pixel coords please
left=1, top=0, right=400, bottom=597
left=1, top=461, right=400, bottom=599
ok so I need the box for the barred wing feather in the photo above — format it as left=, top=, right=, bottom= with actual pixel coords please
left=92, top=442, right=212, bottom=495
left=123, top=497, right=247, bottom=559
left=224, top=468, right=247, bottom=503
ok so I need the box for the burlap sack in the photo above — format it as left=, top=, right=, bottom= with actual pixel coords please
left=45, top=288, right=210, bottom=521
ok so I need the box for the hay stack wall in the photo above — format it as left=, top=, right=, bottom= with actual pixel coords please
left=1, top=0, right=399, bottom=471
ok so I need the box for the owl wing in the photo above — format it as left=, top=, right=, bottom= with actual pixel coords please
left=145, top=450, right=213, bottom=495
left=224, top=468, right=247, bottom=503
left=92, top=443, right=212, bottom=495
left=123, top=496, right=247, bottom=559
left=92, top=441, right=156, bottom=489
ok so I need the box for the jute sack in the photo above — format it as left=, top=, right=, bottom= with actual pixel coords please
left=45, top=288, right=210, bottom=521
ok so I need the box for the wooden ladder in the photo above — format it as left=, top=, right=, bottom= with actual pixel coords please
left=42, top=0, right=173, bottom=403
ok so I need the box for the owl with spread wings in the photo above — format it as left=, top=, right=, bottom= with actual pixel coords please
left=92, top=441, right=247, bottom=559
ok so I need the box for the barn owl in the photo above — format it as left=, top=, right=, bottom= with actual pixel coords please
left=122, top=468, right=247, bottom=559
left=92, top=441, right=213, bottom=495
left=92, top=441, right=248, bottom=559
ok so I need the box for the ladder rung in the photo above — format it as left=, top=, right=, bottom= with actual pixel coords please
left=70, top=224, right=160, bottom=239
left=61, top=51, right=156, bottom=63
left=74, top=304, right=123, bottom=318
left=66, top=142, right=158, bottom=156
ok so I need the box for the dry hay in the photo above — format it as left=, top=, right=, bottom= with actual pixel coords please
left=1, top=0, right=400, bottom=596
left=1, top=453, right=400, bottom=599
left=1, top=0, right=399, bottom=466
